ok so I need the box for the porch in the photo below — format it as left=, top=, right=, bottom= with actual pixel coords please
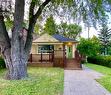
left=28, top=50, right=82, bottom=69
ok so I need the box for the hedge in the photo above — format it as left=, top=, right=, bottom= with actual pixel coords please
left=0, top=57, right=6, bottom=68
left=87, top=56, right=111, bottom=68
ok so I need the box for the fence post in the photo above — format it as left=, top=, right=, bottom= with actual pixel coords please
left=49, top=51, right=51, bottom=62
left=41, top=51, right=43, bottom=62
left=52, top=50, right=54, bottom=63
left=31, top=53, right=32, bottom=63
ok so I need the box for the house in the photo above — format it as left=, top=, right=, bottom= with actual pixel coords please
left=28, top=33, right=82, bottom=69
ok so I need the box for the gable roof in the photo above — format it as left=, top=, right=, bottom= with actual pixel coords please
left=33, top=33, right=78, bottom=43
left=52, top=34, right=77, bottom=42
left=33, top=33, right=59, bottom=43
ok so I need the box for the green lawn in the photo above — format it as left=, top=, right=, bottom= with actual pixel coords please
left=0, top=67, right=64, bottom=95
left=85, top=63, right=111, bottom=92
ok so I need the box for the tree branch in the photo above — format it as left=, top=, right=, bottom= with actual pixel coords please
left=29, top=0, right=36, bottom=18
left=0, top=15, right=11, bottom=49
left=25, top=0, right=51, bottom=55
left=34, top=0, right=51, bottom=21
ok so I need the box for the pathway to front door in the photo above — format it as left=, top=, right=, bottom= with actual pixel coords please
left=64, top=65, right=111, bottom=95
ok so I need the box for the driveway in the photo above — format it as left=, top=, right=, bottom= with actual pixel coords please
left=64, top=66, right=111, bottom=95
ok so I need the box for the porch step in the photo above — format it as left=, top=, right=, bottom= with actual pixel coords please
left=65, top=59, right=81, bottom=69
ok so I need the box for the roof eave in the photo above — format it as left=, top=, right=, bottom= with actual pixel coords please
left=61, top=41, right=79, bottom=43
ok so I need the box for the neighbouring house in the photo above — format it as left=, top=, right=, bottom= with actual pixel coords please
left=28, top=33, right=82, bottom=69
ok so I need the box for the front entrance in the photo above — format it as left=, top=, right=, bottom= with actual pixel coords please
left=67, top=46, right=73, bottom=58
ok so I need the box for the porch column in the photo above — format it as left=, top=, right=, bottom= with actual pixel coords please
left=65, top=45, right=68, bottom=58
left=72, top=44, right=76, bottom=58
left=63, top=44, right=66, bottom=67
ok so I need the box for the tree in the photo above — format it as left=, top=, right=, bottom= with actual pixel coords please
left=0, top=0, right=109, bottom=80
left=34, top=16, right=44, bottom=35
left=98, top=24, right=111, bottom=55
left=67, top=24, right=82, bottom=39
left=57, top=23, right=82, bottom=39
left=44, top=15, right=57, bottom=35
left=57, top=22, right=69, bottom=37
left=0, top=0, right=51, bottom=80
left=108, top=41, right=111, bottom=55
left=77, top=36, right=101, bottom=57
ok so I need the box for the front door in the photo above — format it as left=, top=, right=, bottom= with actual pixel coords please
left=67, top=46, right=73, bottom=58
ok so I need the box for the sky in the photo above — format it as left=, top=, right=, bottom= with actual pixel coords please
left=80, top=26, right=98, bottom=38
left=81, top=13, right=111, bottom=38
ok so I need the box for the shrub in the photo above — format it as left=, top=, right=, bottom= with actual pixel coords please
left=0, top=57, right=6, bottom=68
left=81, top=60, right=86, bottom=64
left=77, top=37, right=101, bottom=57
left=87, top=56, right=111, bottom=68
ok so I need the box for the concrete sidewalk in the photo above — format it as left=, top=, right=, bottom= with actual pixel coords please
left=64, top=66, right=111, bottom=95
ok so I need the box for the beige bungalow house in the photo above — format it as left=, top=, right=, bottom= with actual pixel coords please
left=29, top=33, right=81, bottom=69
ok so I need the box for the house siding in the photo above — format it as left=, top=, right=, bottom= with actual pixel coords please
left=31, top=45, right=37, bottom=54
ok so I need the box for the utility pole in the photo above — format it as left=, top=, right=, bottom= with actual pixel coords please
left=88, top=25, right=90, bottom=39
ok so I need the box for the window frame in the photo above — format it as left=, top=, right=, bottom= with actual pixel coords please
left=37, top=44, right=54, bottom=54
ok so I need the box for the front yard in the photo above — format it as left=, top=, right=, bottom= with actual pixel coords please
left=85, top=63, right=111, bottom=92
left=0, top=67, right=64, bottom=95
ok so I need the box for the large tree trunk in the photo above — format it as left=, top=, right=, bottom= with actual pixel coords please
left=2, top=47, right=28, bottom=80
left=0, top=0, right=28, bottom=80
left=0, top=21, right=28, bottom=80
left=10, top=0, right=28, bottom=79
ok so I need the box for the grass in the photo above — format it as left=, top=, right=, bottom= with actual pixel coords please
left=85, top=63, right=111, bottom=92
left=0, top=67, right=64, bottom=95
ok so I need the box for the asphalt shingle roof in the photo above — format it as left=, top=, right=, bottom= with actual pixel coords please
left=52, top=34, right=77, bottom=42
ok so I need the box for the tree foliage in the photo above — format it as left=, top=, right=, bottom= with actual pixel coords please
left=5, top=17, right=13, bottom=31
left=41, top=0, right=110, bottom=27
left=34, top=16, right=44, bottom=34
left=44, top=15, right=57, bottom=35
left=67, top=24, right=82, bottom=39
left=57, top=23, right=68, bottom=37
left=77, top=36, right=101, bottom=57
left=98, top=24, right=111, bottom=55
left=57, top=23, right=82, bottom=39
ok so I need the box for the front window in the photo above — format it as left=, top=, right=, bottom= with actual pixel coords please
left=38, top=45, right=54, bottom=53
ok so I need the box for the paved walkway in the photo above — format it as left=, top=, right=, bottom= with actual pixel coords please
left=64, top=66, right=111, bottom=95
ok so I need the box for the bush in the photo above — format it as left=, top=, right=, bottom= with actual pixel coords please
left=87, top=56, right=111, bottom=68
left=0, top=57, right=6, bottom=68
left=81, top=60, right=86, bottom=64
